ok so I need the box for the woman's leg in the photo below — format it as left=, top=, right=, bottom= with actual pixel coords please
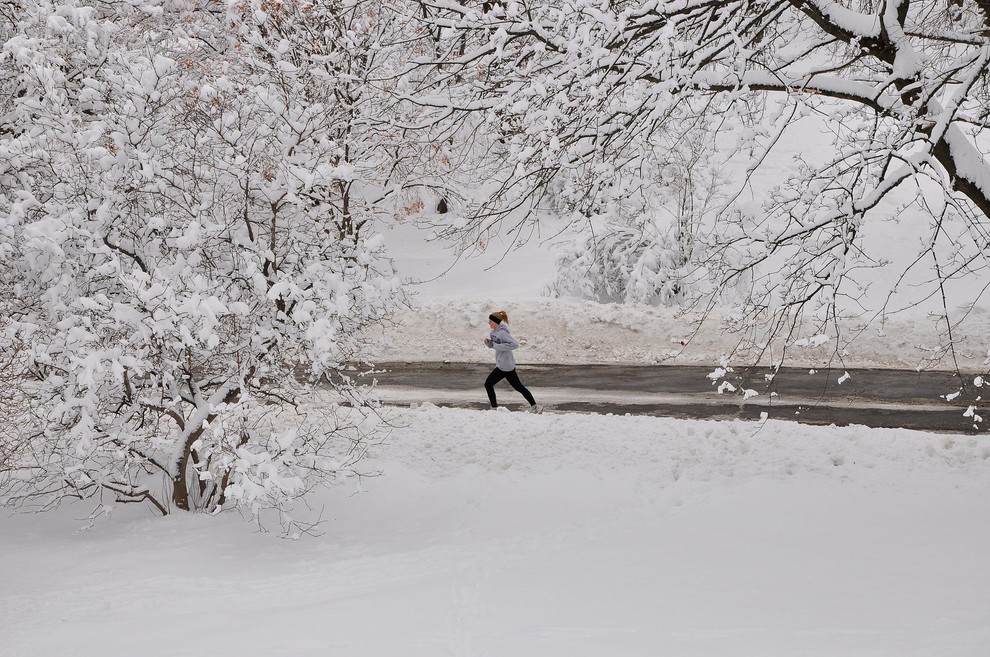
left=484, top=368, right=507, bottom=407
left=503, top=369, right=536, bottom=406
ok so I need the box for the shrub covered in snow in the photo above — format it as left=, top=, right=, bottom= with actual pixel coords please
left=551, top=221, right=694, bottom=305
left=0, top=0, right=415, bottom=530
left=550, top=124, right=726, bottom=306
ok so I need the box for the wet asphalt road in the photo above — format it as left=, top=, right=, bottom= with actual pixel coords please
left=363, top=362, right=988, bottom=434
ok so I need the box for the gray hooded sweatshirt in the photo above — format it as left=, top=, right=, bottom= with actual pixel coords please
left=487, top=324, right=519, bottom=371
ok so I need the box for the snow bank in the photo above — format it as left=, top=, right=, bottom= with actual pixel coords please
left=370, top=296, right=990, bottom=371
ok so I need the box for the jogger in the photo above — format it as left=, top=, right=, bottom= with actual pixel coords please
left=483, top=310, right=542, bottom=412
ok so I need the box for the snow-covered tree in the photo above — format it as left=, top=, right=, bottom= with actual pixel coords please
left=550, top=117, right=727, bottom=304
left=414, top=0, right=990, bottom=370
left=0, top=0, right=419, bottom=528
left=230, top=0, right=458, bottom=238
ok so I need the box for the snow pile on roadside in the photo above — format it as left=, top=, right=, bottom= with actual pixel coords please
left=369, top=297, right=990, bottom=371
left=385, top=404, right=990, bottom=483
left=3, top=406, right=989, bottom=657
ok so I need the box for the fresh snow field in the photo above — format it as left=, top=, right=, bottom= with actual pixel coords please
left=3, top=406, right=990, bottom=657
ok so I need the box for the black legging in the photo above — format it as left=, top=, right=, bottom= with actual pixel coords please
left=485, top=368, right=536, bottom=408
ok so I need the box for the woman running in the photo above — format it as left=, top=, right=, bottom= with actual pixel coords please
left=483, top=311, right=542, bottom=412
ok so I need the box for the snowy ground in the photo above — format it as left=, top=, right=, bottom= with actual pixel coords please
left=3, top=406, right=990, bottom=657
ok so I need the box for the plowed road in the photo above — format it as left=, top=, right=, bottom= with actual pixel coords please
left=362, top=362, right=987, bottom=433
